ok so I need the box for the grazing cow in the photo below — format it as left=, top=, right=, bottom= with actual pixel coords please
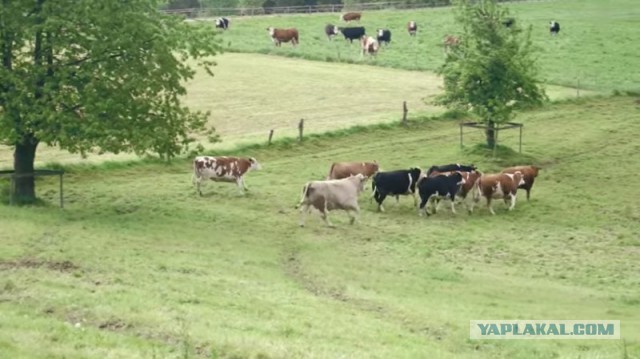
left=337, top=26, right=366, bottom=43
left=443, top=35, right=460, bottom=54
left=407, top=21, right=417, bottom=36
left=360, top=35, right=379, bottom=57
left=376, top=29, right=391, bottom=45
left=192, top=156, right=262, bottom=195
left=267, top=27, right=299, bottom=47
left=325, top=24, right=338, bottom=40
left=502, top=17, right=515, bottom=28
left=214, top=17, right=230, bottom=30
left=341, top=12, right=361, bottom=22
left=427, top=163, right=476, bottom=177
left=501, top=165, right=540, bottom=200
left=371, top=168, right=423, bottom=212
left=296, top=174, right=368, bottom=227
left=327, top=161, right=379, bottom=180
left=469, top=172, right=526, bottom=215
left=549, top=21, right=560, bottom=35
left=417, top=173, right=466, bottom=216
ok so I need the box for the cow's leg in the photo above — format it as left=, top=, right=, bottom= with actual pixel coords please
left=433, top=197, right=442, bottom=214
left=298, top=204, right=310, bottom=227
left=508, top=193, right=517, bottom=211
left=376, top=192, right=387, bottom=212
left=193, top=174, right=203, bottom=196
left=487, top=197, right=496, bottom=215
left=240, top=176, right=249, bottom=191
left=348, top=207, right=359, bottom=225
left=395, top=195, right=399, bottom=204
left=450, top=196, right=458, bottom=214
left=235, top=177, right=245, bottom=194
left=412, top=192, right=418, bottom=207
left=321, top=206, right=334, bottom=228
left=417, top=196, right=428, bottom=216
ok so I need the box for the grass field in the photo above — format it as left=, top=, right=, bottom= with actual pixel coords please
left=213, top=0, right=640, bottom=93
left=1, top=96, right=639, bottom=358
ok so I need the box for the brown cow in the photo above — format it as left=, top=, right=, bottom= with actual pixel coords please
left=501, top=165, right=540, bottom=200
left=267, top=27, right=299, bottom=47
left=443, top=35, right=460, bottom=54
left=360, top=35, right=379, bottom=57
left=341, top=12, right=361, bottom=22
left=192, top=156, right=262, bottom=195
left=327, top=161, right=379, bottom=180
left=469, top=172, right=526, bottom=215
left=407, top=21, right=417, bottom=36
left=296, top=174, right=368, bottom=227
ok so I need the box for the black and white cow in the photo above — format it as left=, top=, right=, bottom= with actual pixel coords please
left=376, top=29, right=391, bottom=45
left=215, top=17, right=230, bottom=30
left=371, top=168, right=422, bottom=212
left=426, top=163, right=477, bottom=177
left=417, top=173, right=465, bottom=216
left=549, top=21, right=560, bottom=35
left=502, top=18, right=515, bottom=28
left=337, top=26, right=366, bottom=43
left=325, top=24, right=338, bottom=40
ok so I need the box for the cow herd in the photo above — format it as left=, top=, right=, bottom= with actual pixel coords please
left=191, top=155, right=540, bottom=228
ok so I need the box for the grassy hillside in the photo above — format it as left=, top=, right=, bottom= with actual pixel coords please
left=213, top=0, right=640, bottom=93
left=1, top=96, right=639, bottom=358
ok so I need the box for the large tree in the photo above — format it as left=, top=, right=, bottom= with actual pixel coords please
left=0, top=0, right=220, bottom=203
left=435, top=0, right=546, bottom=148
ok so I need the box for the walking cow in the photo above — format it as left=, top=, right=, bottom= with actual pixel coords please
left=469, top=172, right=526, bottom=215
left=417, top=173, right=466, bottom=216
left=549, top=21, right=560, bottom=35
left=325, top=24, right=338, bottom=40
left=371, top=167, right=423, bottom=212
left=267, top=27, right=299, bottom=47
left=407, top=21, right=417, bottom=36
left=214, top=17, right=230, bottom=30
left=376, top=29, right=391, bottom=46
left=327, top=161, right=379, bottom=180
left=501, top=165, right=540, bottom=200
left=341, top=12, right=362, bottom=22
left=192, top=156, right=262, bottom=196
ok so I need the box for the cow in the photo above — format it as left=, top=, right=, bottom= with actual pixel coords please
left=192, top=156, right=262, bottom=196
left=407, top=21, right=417, bottom=36
left=427, top=163, right=476, bottom=177
left=376, top=29, right=391, bottom=45
left=416, top=172, right=466, bottom=216
left=502, top=17, right=515, bottom=28
left=214, top=17, right=230, bottom=30
left=371, top=168, right=423, bottom=212
left=443, top=35, right=460, bottom=54
left=360, top=35, right=379, bottom=57
left=549, top=21, right=560, bottom=35
left=337, top=26, right=365, bottom=43
left=327, top=161, right=379, bottom=180
left=469, top=172, right=526, bottom=215
left=325, top=24, right=338, bottom=40
left=501, top=165, right=540, bottom=200
left=426, top=170, right=482, bottom=213
left=296, top=174, right=368, bottom=227
left=341, top=12, right=361, bottom=22
left=267, top=27, right=299, bottom=47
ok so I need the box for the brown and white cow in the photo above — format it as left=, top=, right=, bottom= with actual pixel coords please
left=469, top=172, right=526, bottom=215
left=192, top=156, right=261, bottom=195
left=407, top=21, right=417, bottom=36
left=267, top=27, right=299, bottom=47
left=341, top=12, right=361, bottom=22
left=296, top=174, right=368, bottom=227
left=360, top=35, right=379, bottom=57
left=443, top=35, right=460, bottom=54
left=501, top=165, right=540, bottom=200
left=327, top=161, right=379, bottom=180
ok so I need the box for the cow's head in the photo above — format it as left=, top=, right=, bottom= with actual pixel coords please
left=352, top=173, right=368, bottom=192
left=453, top=172, right=466, bottom=186
left=215, top=18, right=221, bottom=26
left=333, top=25, right=340, bottom=34
left=513, top=171, right=526, bottom=186
left=377, top=29, right=384, bottom=37
left=249, top=157, right=262, bottom=171
left=266, top=27, right=275, bottom=36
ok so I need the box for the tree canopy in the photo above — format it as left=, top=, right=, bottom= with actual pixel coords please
left=0, top=0, right=221, bottom=202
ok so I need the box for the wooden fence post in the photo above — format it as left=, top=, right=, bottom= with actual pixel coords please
left=268, top=129, right=274, bottom=145
left=402, top=101, right=408, bottom=126
left=298, top=119, right=304, bottom=141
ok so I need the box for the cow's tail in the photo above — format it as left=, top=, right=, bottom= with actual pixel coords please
left=295, top=183, right=310, bottom=209
left=326, top=163, right=336, bottom=180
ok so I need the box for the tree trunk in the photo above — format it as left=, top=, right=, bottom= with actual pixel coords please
left=12, top=134, right=39, bottom=204
left=485, top=120, right=496, bottom=148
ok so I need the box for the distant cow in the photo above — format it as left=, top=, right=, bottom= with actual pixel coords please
left=325, top=24, right=338, bottom=40
left=407, top=21, right=417, bottom=36
left=501, top=165, right=540, bottom=200
left=327, top=161, right=379, bottom=180
left=296, top=174, right=369, bottom=227
left=427, top=163, right=476, bottom=177
left=192, top=156, right=262, bottom=195
left=443, top=35, right=460, bottom=54
left=417, top=172, right=466, bottom=216
left=267, top=27, right=299, bottom=47
left=337, top=26, right=365, bottom=43
left=371, top=168, right=423, bottom=212
left=502, top=17, right=515, bottom=28
left=376, top=29, right=391, bottom=45
left=549, top=21, right=560, bottom=35
left=214, top=17, right=230, bottom=30
left=341, top=12, right=361, bottom=22
left=470, top=172, right=526, bottom=215
left=360, top=35, right=379, bottom=57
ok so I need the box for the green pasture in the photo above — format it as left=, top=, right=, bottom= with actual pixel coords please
left=1, top=96, right=639, bottom=358
left=212, top=0, right=640, bottom=93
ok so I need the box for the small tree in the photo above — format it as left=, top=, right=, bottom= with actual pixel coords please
left=0, top=0, right=221, bottom=204
left=435, top=0, right=547, bottom=148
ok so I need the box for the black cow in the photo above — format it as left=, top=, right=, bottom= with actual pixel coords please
left=214, top=17, right=229, bottom=30
left=502, top=18, right=515, bottom=28
left=325, top=24, right=338, bottom=40
left=549, top=21, right=560, bottom=35
left=338, top=26, right=366, bottom=43
left=371, top=168, right=422, bottom=212
left=427, top=163, right=477, bottom=177
left=417, top=173, right=465, bottom=216
left=376, top=29, right=391, bottom=45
